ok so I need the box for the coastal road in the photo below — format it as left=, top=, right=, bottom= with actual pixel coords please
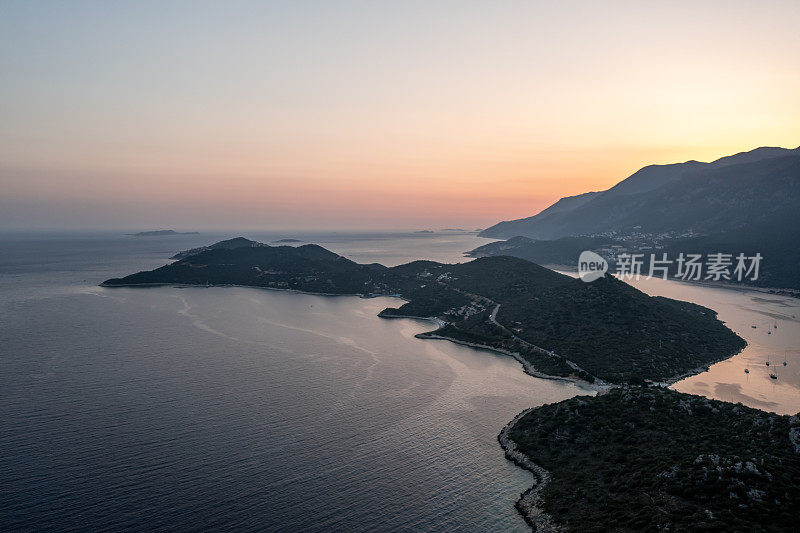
left=488, top=302, right=607, bottom=386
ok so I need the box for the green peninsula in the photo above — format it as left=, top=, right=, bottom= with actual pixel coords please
left=506, top=387, right=800, bottom=531
left=103, top=238, right=744, bottom=385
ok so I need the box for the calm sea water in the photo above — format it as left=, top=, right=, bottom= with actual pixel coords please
left=626, top=277, right=800, bottom=415
left=2, top=232, right=798, bottom=532
left=0, top=231, right=588, bottom=532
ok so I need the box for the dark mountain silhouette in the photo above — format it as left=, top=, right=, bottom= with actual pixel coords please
left=480, top=145, right=800, bottom=239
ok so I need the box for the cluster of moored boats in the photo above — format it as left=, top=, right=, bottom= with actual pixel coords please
left=745, top=321, right=788, bottom=380
left=744, top=354, right=787, bottom=380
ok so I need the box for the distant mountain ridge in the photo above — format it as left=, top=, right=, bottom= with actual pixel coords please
left=480, top=145, right=800, bottom=239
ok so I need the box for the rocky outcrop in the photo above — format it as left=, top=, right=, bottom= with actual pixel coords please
left=497, top=410, right=563, bottom=532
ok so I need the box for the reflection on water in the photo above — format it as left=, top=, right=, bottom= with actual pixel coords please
left=0, top=232, right=584, bottom=532
left=1, top=231, right=797, bottom=532
left=624, top=278, right=800, bottom=415
left=1, top=284, right=589, bottom=531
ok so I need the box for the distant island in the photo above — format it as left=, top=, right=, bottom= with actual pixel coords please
left=273, top=238, right=303, bottom=243
left=128, top=230, right=199, bottom=237
left=414, top=230, right=435, bottom=234
left=97, top=238, right=800, bottom=531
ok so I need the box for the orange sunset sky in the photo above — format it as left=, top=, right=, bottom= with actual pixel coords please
left=1, top=1, right=799, bottom=230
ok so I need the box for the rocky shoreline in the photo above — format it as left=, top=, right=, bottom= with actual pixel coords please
left=497, top=409, right=563, bottom=533
left=661, top=346, right=747, bottom=386
left=416, top=332, right=599, bottom=387
left=497, top=346, right=760, bottom=531
left=379, top=311, right=607, bottom=389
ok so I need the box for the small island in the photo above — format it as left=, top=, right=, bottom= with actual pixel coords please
left=128, top=230, right=199, bottom=237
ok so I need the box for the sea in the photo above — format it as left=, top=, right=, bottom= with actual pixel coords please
left=1, top=231, right=798, bottom=532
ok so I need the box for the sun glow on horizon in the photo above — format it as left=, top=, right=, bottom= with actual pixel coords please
left=1, top=1, right=799, bottom=230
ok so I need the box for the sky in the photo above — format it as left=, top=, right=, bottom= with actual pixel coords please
left=1, top=1, right=799, bottom=231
